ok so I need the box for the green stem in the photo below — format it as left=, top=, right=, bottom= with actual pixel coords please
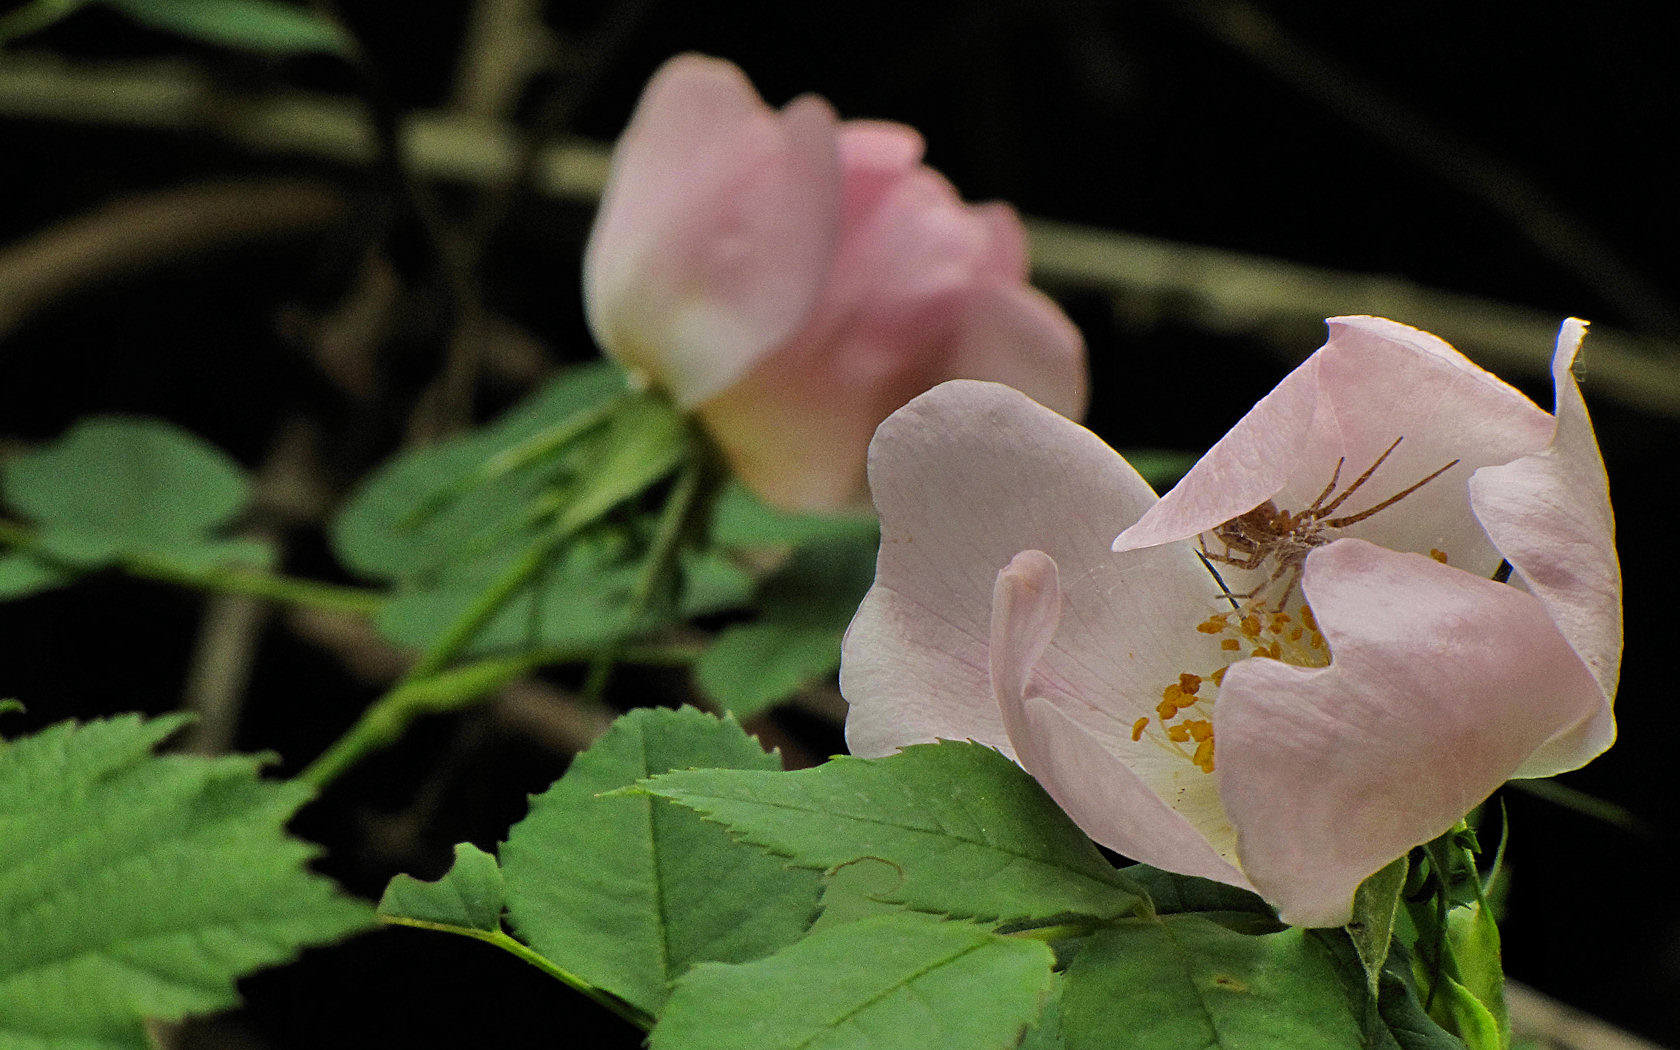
left=581, top=459, right=706, bottom=704
left=0, top=517, right=381, bottom=616
left=381, top=917, right=650, bottom=1030
left=299, top=524, right=575, bottom=787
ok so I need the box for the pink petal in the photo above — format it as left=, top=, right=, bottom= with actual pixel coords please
left=837, top=119, right=925, bottom=226
left=950, top=280, right=1087, bottom=422
left=989, top=551, right=1253, bottom=888
left=1216, top=538, right=1605, bottom=928
left=841, top=380, right=1160, bottom=758
left=1115, top=317, right=1554, bottom=581
left=582, top=54, right=842, bottom=406
left=1468, top=319, right=1620, bottom=774
left=693, top=175, right=1083, bottom=512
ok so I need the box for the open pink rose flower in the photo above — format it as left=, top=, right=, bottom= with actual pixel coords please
left=583, top=53, right=1086, bottom=511
left=842, top=317, right=1620, bottom=927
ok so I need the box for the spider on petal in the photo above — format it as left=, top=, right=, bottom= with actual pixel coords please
left=1199, top=436, right=1460, bottom=611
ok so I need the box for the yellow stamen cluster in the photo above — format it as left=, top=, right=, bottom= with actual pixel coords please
left=1131, top=602, right=1330, bottom=776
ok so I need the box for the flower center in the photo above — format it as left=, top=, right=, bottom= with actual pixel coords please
left=1132, top=599, right=1331, bottom=774
left=1131, top=439, right=1462, bottom=775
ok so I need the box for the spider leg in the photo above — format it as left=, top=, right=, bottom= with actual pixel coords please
left=1324, top=457, right=1461, bottom=529
left=1317, top=436, right=1405, bottom=517
left=1303, top=457, right=1346, bottom=516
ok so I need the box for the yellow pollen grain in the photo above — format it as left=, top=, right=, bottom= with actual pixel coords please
left=1300, top=607, right=1317, bottom=631
left=1193, top=737, right=1215, bottom=773
left=1240, top=615, right=1262, bottom=638
left=1179, top=673, right=1202, bottom=696
left=1289, top=627, right=1304, bottom=641
left=1131, top=717, right=1149, bottom=742
left=1430, top=548, right=1449, bottom=563
left=1162, top=683, right=1185, bottom=704
left=1210, top=667, right=1227, bottom=686
left=1185, top=719, right=1213, bottom=742
left=1221, top=638, right=1241, bottom=651
left=1167, top=724, right=1191, bottom=743
left=1197, top=614, right=1230, bottom=634
left=1309, top=633, right=1324, bottom=649
left=1157, top=699, right=1179, bottom=720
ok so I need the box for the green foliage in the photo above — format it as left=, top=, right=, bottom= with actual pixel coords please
left=332, top=362, right=632, bottom=583
left=0, top=416, right=273, bottom=593
left=0, top=714, right=372, bottom=1048
left=636, top=740, right=1145, bottom=924
left=1312, top=933, right=1467, bottom=1050
left=374, top=529, right=751, bottom=657
left=707, top=480, right=879, bottom=549
left=102, top=0, right=350, bottom=55
left=1350, top=857, right=1410, bottom=1002
left=695, top=534, right=878, bottom=717
left=1058, top=915, right=1365, bottom=1050
left=0, top=553, right=68, bottom=600
left=379, top=842, right=504, bottom=936
left=650, top=914, right=1056, bottom=1050
left=497, top=707, right=821, bottom=1017
left=331, top=364, right=734, bottom=656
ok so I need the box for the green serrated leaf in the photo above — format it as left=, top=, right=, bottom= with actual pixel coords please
left=1059, top=914, right=1364, bottom=1050
left=500, top=707, right=821, bottom=1017
left=809, top=857, right=906, bottom=934
left=379, top=842, right=503, bottom=935
left=331, top=361, right=631, bottom=582
left=1018, top=976, right=1065, bottom=1050
left=1122, top=864, right=1278, bottom=922
left=708, top=480, right=879, bottom=549
left=651, top=913, right=1056, bottom=1050
left=695, top=536, right=877, bottom=717
left=0, top=553, right=70, bottom=599
left=0, top=714, right=373, bottom=1048
left=1350, top=856, right=1410, bottom=1003
left=103, top=0, right=349, bottom=54
left=637, top=739, right=1144, bottom=924
left=1, top=416, right=270, bottom=571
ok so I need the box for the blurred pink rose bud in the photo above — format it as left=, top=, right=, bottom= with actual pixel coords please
left=583, top=53, right=1087, bottom=512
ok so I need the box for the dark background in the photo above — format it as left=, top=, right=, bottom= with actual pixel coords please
left=1, top=1, right=1675, bottom=1046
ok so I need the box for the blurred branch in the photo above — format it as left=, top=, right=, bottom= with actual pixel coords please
left=1159, top=0, right=1680, bottom=336
left=3, top=55, right=1678, bottom=416
left=178, top=418, right=325, bottom=755
left=1506, top=981, right=1670, bottom=1050
left=0, top=175, right=345, bottom=340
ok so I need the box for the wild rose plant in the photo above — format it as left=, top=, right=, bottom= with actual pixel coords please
left=4, top=24, right=1635, bottom=1050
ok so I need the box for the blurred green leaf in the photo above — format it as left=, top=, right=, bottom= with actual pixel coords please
left=499, top=707, right=821, bottom=1017
left=1350, top=857, right=1410, bottom=1003
left=333, top=362, right=631, bottom=582
left=103, top=0, right=350, bottom=55
left=1115, top=448, right=1199, bottom=490
left=0, top=714, right=372, bottom=1047
left=379, top=842, right=503, bottom=936
left=695, top=533, right=877, bottom=717
left=708, top=480, right=878, bottom=549
left=1, top=416, right=273, bottom=573
left=0, top=553, right=69, bottom=599
left=650, top=914, right=1056, bottom=1050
